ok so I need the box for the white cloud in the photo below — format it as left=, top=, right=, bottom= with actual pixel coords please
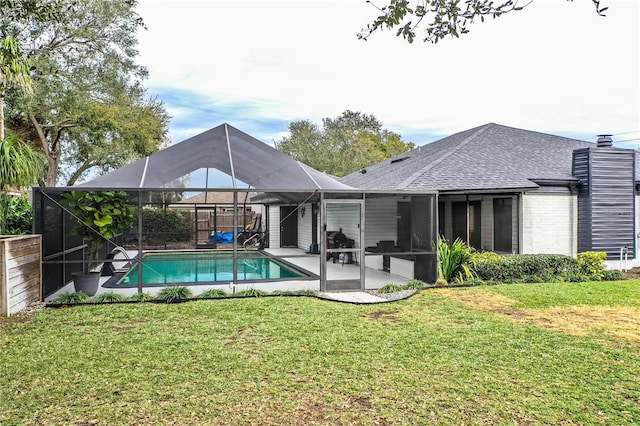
left=137, top=0, right=640, bottom=146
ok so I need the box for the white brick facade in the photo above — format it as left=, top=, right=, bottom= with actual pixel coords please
left=521, top=194, right=577, bottom=256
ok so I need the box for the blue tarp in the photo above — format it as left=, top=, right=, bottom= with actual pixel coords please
left=211, top=228, right=244, bottom=244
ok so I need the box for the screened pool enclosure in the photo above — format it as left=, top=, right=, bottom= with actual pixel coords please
left=35, top=124, right=438, bottom=299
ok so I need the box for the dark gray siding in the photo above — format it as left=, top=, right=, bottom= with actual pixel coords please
left=573, top=149, right=592, bottom=253
left=573, top=148, right=636, bottom=260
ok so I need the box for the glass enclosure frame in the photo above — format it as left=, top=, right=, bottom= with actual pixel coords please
left=34, top=187, right=438, bottom=298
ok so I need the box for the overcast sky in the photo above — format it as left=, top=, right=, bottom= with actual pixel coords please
left=135, top=0, right=640, bottom=149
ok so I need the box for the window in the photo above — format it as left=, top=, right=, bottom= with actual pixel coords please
left=493, top=198, right=512, bottom=252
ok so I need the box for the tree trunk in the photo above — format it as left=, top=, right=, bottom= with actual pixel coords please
left=29, top=113, right=60, bottom=187
left=46, top=155, right=59, bottom=187
left=66, top=159, right=92, bottom=186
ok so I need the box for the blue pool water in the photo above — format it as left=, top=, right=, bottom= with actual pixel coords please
left=109, top=251, right=314, bottom=287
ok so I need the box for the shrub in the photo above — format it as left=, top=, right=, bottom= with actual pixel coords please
left=128, top=292, right=156, bottom=302
left=234, top=288, right=267, bottom=297
left=462, top=277, right=485, bottom=286
left=54, top=291, right=90, bottom=304
left=471, top=251, right=503, bottom=264
left=438, top=237, right=475, bottom=283
left=380, top=283, right=403, bottom=293
left=475, top=254, right=578, bottom=283
left=547, top=275, right=566, bottom=283
left=3, top=195, right=32, bottom=235
left=522, top=275, right=544, bottom=283
left=142, top=208, right=191, bottom=242
left=157, top=286, right=193, bottom=302
left=198, top=289, right=228, bottom=298
left=92, top=292, right=126, bottom=303
left=404, top=280, right=426, bottom=290
left=577, top=251, right=607, bottom=279
left=602, top=269, right=625, bottom=281
left=562, top=273, right=590, bottom=283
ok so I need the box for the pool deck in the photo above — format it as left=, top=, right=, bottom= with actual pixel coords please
left=45, top=248, right=410, bottom=303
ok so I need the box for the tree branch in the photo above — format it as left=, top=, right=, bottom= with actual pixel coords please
left=359, top=0, right=608, bottom=44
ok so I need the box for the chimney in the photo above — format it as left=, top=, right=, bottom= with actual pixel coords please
left=596, top=134, right=613, bottom=148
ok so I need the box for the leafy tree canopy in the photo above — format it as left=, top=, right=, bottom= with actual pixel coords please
left=1, top=0, right=169, bottom=186
left=275, top=110, right=415, bottom=177
left=358, top=0, right=608, bottom=44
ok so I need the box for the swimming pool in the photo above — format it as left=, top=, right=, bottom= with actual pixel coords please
left=104, top=251, right=316, bottom=288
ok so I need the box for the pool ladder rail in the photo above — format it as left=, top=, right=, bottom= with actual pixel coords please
left=109, top=246, right=133, bottom=273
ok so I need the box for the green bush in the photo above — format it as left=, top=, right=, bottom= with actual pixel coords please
left=198, top=289, right=228, bottom=298
left=602, top=269, right=625, bottom=281
left=577, top=251, right=607, bottom=279
left=522, top=275, right=544, bottom=283
left=2, top=195, right=32, bottom=235
left=438, top=237, right=475, bottom=283
left=128, top=292, right=156, bottom=302
left=471, top=251, right=503, bottom=264
left=235, top=288, right=267, bottom=297
left=92, top=292, right=126, bottom=303
left=54, top=292, right=90, bottom=304
left=142, top=208, right=191, bottom=242
left=562, top=273, right=590, bottom=283
left=157, top=286, right=193, bottom=302
left=475, top=254, right=577, bottom=282
left=404, top=280, right=426, bottom=290
left=380, top=283, right=403, bottom=293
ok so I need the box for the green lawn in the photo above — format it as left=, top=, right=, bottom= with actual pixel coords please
left=1, top=281, right=639, bottom=425
left=479, top=280, right=640, bottom=308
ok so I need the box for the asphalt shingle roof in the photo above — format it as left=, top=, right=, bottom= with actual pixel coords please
left=341, top=123, right=611, bottom=192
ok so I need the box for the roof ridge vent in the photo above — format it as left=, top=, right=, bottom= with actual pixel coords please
left=596, top=134, right=613, bottom=148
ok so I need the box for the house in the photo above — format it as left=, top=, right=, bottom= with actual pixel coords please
left=341, top=123, right=638, bottom=264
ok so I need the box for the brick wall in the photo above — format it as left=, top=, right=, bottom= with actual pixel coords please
left=522, top=194, right=577, bottom=256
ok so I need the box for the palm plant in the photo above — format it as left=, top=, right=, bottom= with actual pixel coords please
left=0, top=32, right=33, bottom=140
left=437, top=236, right=476, bottom=283
left=0, top=34, right=41, bottom=234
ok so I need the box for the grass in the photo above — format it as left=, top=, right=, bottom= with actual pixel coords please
left=1, top=281, right=639, bottom=425
left=481, top=279, right=640, bottom=308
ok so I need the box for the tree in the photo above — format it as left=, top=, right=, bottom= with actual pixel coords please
left=275, top=110, right=415, bottom=177
left=0, top=32, right=32, bottom=140
left=2, top=0, right=169, bottom=186
left=358, top=0, right=608, bottom=44
left=61, top=95, right=169, bottom=186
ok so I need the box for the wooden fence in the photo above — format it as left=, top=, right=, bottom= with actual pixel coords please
left=0, top=235, right=42, bottom=316
left=194, top=211, right=256, bottom=245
